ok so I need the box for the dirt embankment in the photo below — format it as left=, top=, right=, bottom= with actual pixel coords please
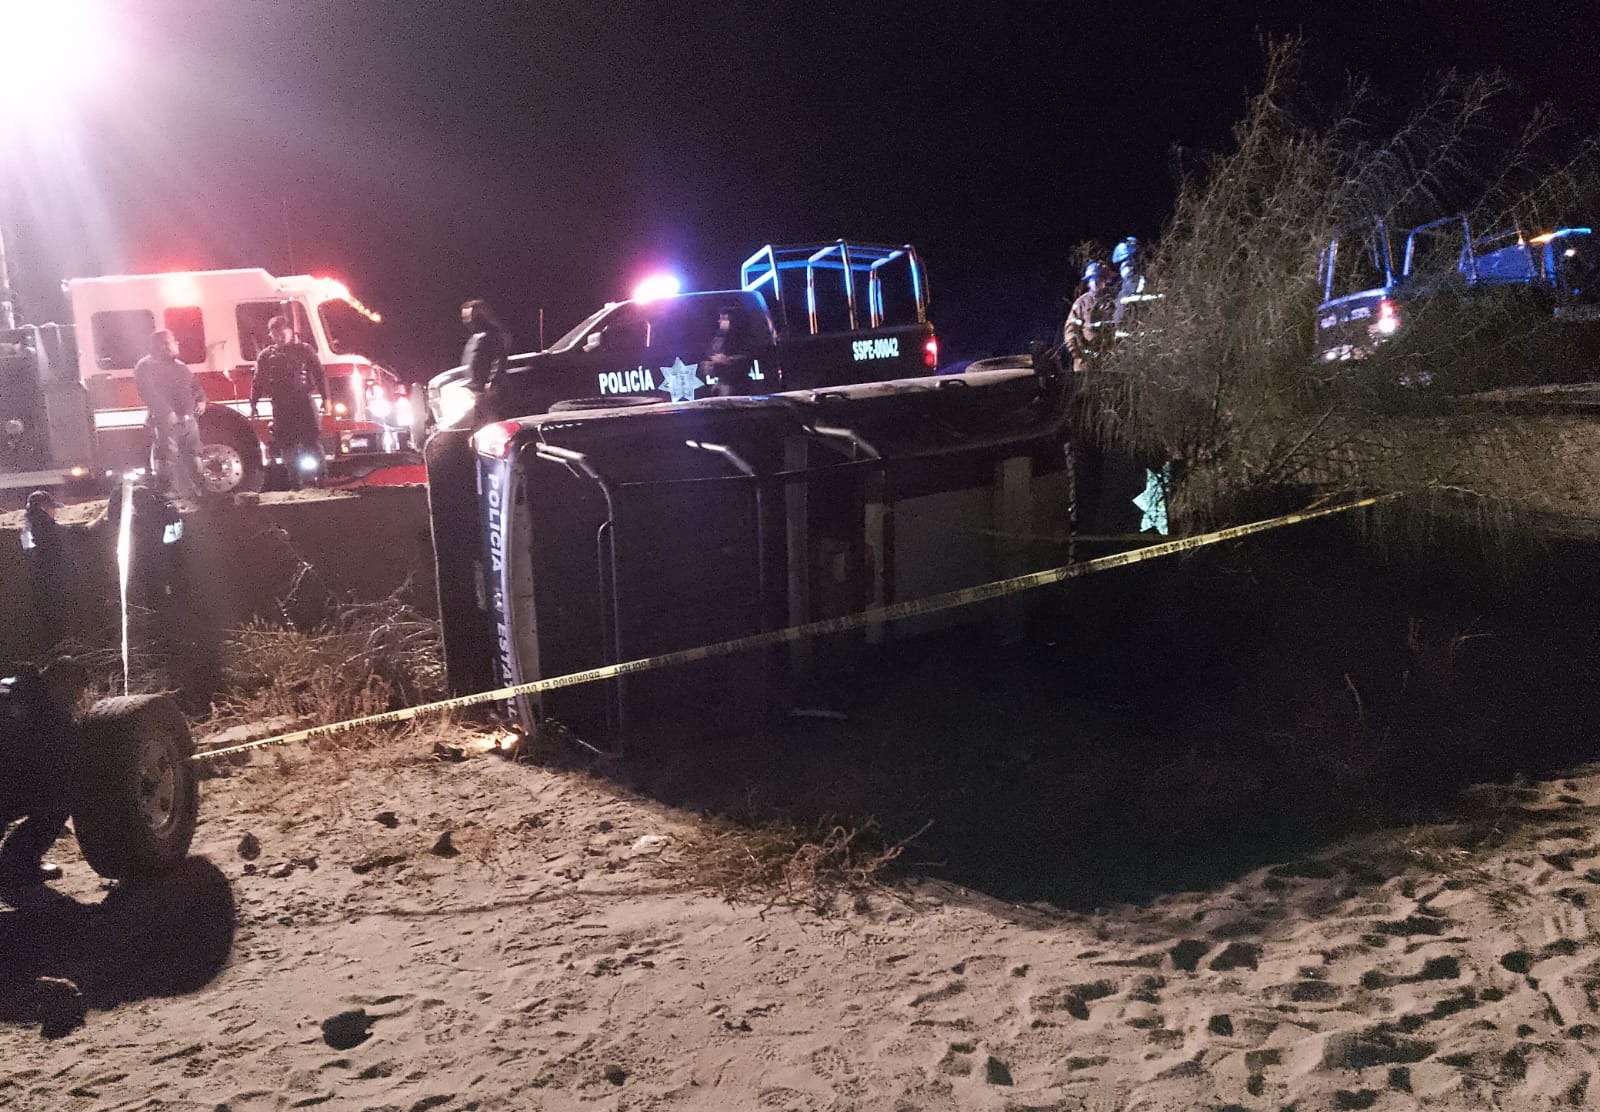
left=0, top=486, right=434, bottom=666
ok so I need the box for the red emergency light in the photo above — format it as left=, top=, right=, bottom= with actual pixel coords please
left=474, top=420, right=522, bottom=459
left=923, top=335, right=939, bottom=369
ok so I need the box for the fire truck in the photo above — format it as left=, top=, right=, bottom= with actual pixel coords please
left=0, top=267, right=414, bottom=495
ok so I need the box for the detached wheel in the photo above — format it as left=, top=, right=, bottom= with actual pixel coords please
left=72, top=695, right=199, bottom=880
left=197, top=413, right=265, bottom=495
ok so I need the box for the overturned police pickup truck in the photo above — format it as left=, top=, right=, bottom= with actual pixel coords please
left=428, top=241, right=937, bottom=431
left=424, top=343, right=1156, bottom=743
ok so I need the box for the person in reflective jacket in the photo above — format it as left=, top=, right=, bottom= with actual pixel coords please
left=1063, top=261, right=1118, bottom=373
left=1112, top=236, right=1160, bottom=336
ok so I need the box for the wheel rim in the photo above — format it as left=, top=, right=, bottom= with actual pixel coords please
left=199, top=442, right=245, bottom=494
left=137, top=733, right=182, bottom=837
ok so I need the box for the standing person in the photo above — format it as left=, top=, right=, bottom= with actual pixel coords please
left=1112, top=236, right=1159, bottom=335
left=1062, top=261, right=1119, bottom=373
left=460, top=299, right=510, bottom=415
left=461, top=299, right=510, bottom=388
left=702, top=307, right=753, bottom=396
left=0, top=660, right=83, bottom=889
left=133, top=329, right=207, bottom=501
left=251, top=316, right=328, bottom=490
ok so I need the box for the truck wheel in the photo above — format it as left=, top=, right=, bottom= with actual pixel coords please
left=549, top=396, right=663, bottom=413
left=72, top=695, right=199, bottom=880
left=197, top=414, right=265, bottom=495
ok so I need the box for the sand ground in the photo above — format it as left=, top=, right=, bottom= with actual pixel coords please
left=5, top=724, right=1600, bottom=1112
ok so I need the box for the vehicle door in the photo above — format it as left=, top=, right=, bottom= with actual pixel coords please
left=568, top=304, right=659, bottom=401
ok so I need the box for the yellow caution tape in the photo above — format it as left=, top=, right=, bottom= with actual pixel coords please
left=192, top=493, right=1397, bottom=761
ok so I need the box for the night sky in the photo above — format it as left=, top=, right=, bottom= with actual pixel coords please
left=4, top=0, right=1597, bottom=377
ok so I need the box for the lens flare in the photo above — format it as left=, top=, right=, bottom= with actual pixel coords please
left=632, top=273, right=682, bottom=302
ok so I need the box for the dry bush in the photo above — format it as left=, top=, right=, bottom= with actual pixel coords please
left=666, top=816, right=915, bottom=910
left=206, top=592, right=446, bottom=751
left=1095, top=39, right=1600, bottom=530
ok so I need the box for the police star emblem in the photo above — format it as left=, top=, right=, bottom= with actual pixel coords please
left=1133, top=464, right=1170, bottom=535
left=658, top=356, right=705, bottom=402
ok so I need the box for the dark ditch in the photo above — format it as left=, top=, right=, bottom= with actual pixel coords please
left=611, top=514, right=1600, bottom=910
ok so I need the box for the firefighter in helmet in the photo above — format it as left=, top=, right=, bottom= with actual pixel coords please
left=1063, top=260, right=1118, bottom=373
left=251, top=317, right=329, bottom=490
left=1112, top=236, right=1159, bottom=336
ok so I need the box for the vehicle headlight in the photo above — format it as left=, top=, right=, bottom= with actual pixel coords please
left=436, top=382, right=478, bottom=429
left=395, top=396, right=414, bottom=428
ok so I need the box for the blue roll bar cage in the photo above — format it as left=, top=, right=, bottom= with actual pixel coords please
left=740, top=241, right=928, bottom=334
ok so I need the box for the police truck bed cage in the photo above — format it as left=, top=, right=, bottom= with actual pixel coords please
left=741, top=242, right=929, bottom=334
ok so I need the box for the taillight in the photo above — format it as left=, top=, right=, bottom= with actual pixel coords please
left=923, top=335, right=939, bottom=368
left=1375, top=299, right=1401, bottom=335
left=473, top=420, right=522, bottom=459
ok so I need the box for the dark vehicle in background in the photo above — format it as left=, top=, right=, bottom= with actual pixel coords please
left=427, top=241, right=936, bottom=430
left=1314, top=216, right=1600, bottom=383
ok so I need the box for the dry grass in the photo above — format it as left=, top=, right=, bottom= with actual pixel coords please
left=1092, top=38, right=1600, bottom=533
left=665, top=816, right=919, bottom=911
left=205, top=592, right=447, bottom=752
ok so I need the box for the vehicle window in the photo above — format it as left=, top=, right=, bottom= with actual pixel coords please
left=319, top=299, right=378, bottom=358
left=646, top=300, right=721, bottom=358
left=551, top=305, right=615, bottom=351
left=236, top=300, right=312, bottom=361
left=90, top=309, right=155, bottom=371
left=163, top=306, right=206, bottom=365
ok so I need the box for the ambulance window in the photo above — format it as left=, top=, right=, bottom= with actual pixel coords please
left=90, top=309, right=156, bottom=371
left=163, top=306, right=206, bottom=365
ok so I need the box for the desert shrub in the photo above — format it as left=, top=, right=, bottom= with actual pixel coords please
left=207, top=593, right=446, bottom=750
left=1092, top=39, right=1600, bottom=529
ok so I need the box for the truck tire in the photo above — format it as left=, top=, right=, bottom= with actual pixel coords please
left=196, top=410, right=265, bottom=495
left=72, top=694, right=199, bottom=880
left=548, top=396, right=663, bottom=413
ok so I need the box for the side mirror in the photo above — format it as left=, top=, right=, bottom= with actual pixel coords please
left=583, top=332, right=602, bottom=353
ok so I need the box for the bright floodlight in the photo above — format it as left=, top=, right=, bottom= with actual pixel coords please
left=2, top=0, right=115, bottom=116
left=632, top=273, right=682, bottom=302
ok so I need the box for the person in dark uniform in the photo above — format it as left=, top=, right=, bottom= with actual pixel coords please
left=0, top=660, right=83, bottom=888
left=702, top=307, right=754, bottom=396
left=251, top=316, right=328, bottom=490
left=21, top=491, right=108, bottom=647
left=133, top=329, right=207, bottom=501
left=460, top=299, right=511, bottom=420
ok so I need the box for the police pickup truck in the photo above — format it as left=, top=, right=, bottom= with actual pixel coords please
left=428, top=241, right=936, bottom=429
left=1314, top=215, right=1600, bottom=382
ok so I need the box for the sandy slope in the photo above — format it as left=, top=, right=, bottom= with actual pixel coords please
left=4, top=729, right=1600, bottom=1112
